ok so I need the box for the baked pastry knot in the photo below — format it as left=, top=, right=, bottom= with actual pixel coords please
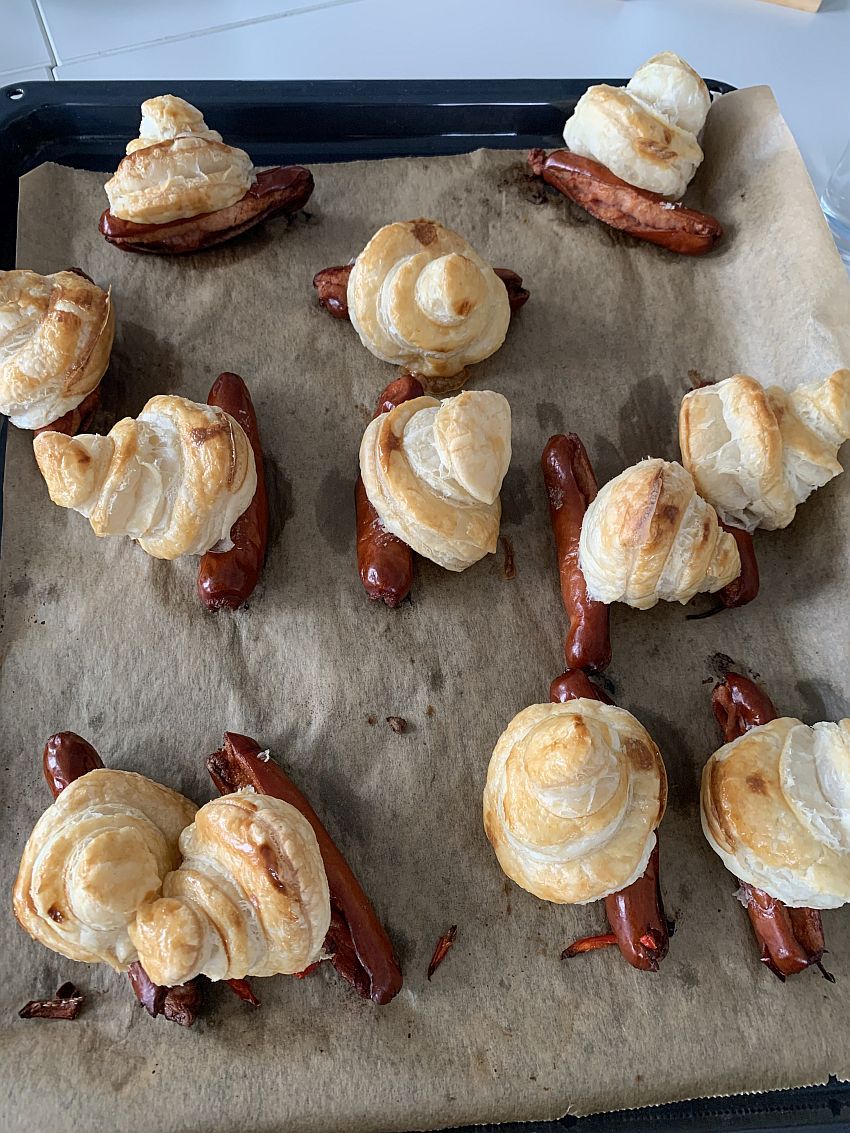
left=680, top=370, right=850, bottom=531
left=484, top=701, right=666, bottom=904
left=563, top=51, right=710, bottom=199
left=347, top=219, right=511, bottom=390
left=0, top=269, right=114, bottom=429
left=130, top=791, right=331, bottom=986
left=701, top=717, right=850, bottom=909
left=13, top=769, right=196, bottom=969
left=359, top=389, right=511, bottom=571
left=579, top=458, right=740, bottom=609
left=104, top=95, right=255, bottom=224
left=34, top=393, right=257, bottom=559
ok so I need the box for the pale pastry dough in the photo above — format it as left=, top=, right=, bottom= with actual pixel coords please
left=347, top=219, right=511, bottom=389
left=563, top=51, right=710, bottom=199
left=679, top=371, right=850, bottom=531
left=34, top=393, right=257, bottom=559
left=105, top=95, right=255, bottom=224
left=579, top=458, right=740, bottom=609
left=483, top=701, right=667, bottom=904
left=701, top=718, right=850, bottom=909
left=13, top=769, right=196, bottom=969
left=359, top=390, right=511, bottom=571
left=0, top=269, right=114, bottom=429
left=130, top=791, right=331, bottom=986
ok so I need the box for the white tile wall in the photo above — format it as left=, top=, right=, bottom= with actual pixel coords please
left=0, top=0, right=52, bottom=74
left=0, top=66, right=53, bottom=88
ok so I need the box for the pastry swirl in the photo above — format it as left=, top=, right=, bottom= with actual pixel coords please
left=105, top=95, right=255, bottom=225
left=347, top=220, right=511, bottom=388
left=359, top=390, right=511, bottom=571
left=130, top=791, right=331, bottom=986
left=484, top=701, right=667, bottom=904
left=579, top=458, right=740, bottom=609
left=701, top=717, right=850, bottom=908
left=563, top=52, right=710, bottom=199
left=34, top=393, right=257, bottom=559
left=680, top=370, right=850, bottom=531
left=13, top=769, right=196, bottom=969
left=0, top=269, right=114, bottom=430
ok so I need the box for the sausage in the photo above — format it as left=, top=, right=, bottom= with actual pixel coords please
left=528, top=149, right=723, bottom=257
left=712, top=673, right=831, bottom=980
left=34, top=386, right=101, bottom=438
left=541, top=435, right=612, bottom=673
left=551, top=672, right=669, bottom=971
left=718, top=522, right=760, bottom=609
left=39, top=732, right=205, bottom=1022
left=207, top=731, right=403, bottom=1005
left=356, top=375, right=425, bottom=607
left=100, top=166, right=314, bottom=255
left=313, top=263, right=530, bottom=319
left=197, top=372, right=269, bottom=610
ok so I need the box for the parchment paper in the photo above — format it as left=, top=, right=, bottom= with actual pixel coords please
left=2, top=86, right=850, bottom=1133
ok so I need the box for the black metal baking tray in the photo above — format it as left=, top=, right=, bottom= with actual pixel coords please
left=1, top=76, right=847, bottom=1133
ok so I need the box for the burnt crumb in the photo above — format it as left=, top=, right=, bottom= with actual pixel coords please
left=426, top=705, right=435, bottom=717
left=427, top=925, right=458, bottom=980
left=19, top=982, right=84, bottom=1021
left=501, top=535, right=516, bottom=580
left=708, top=652, right=736, bottom=679
left=386, top=716, right=407, bottom=734
left=367, top=715, right=377, bottom=726
left=687, top=368, right=712, bottom=390
left=411, top=220, right=437, bottom=246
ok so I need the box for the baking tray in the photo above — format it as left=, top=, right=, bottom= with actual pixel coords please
left=1, top=77, right=847, bottom=1133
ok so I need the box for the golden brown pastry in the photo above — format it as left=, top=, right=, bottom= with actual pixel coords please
left=130, top=791, right=331, bottom=986
left=33, top=394, right=257, bottom=559
left=0, top=269, right=114, bottom=430
left=13, top=769, right=196, bottom=969
left=104, top=95, right=255, bottom=225
left=483, top=701, right=667, bottom=903
left=347, top=219, right=511, bottom=391
left=563, top=52, right=710, bottom=199
left=701, top=717, right=850, bottom=908
left=680, top=370, right=850, bottom=531
left=579, top=458, right=740, bottom=609
left=359, top=389, right=511, bottom=571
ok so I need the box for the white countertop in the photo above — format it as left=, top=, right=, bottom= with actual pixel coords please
left=2, top=0, right=849, bottom=195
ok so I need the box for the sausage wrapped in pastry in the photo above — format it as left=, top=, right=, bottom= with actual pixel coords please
left=680, top=370, right=850, bottom=531
left=483, top=700, right=667, bottom=904
left=702, top=717, right=850, bottom=910
left=130, top=791, right=331, bottom=986
left=0, top=269, right=113, bottom=431
left=563, top=52, right=710, bottom=199
left=579, top=458, right=740, bottom=609
left=347, top=219, right=511, bottom=391
left=13, top=769, right=196, bottom=969
left=34, top=393, right=257, bottom=559
left=359, top=389, right=511, bottom=571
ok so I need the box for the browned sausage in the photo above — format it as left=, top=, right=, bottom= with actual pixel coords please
left=711, top=673, right=831, bottom=980
left=34, top=386, right=101, bottom=438
left=356, top=375, right=425, bottom=607
left=542, top=435, right=611, bottom=673
left=528, top=148, right=723, bottom=257
left=207, top=731, right=403, bottom=1005
left=197, top=372, right=269, bottom=610
left=100, top=166, right=314, bottom=255
left=552, top=672, right=669, bottom=971
left=313, top=263, right=530, bottom=319
left=718, top=522, right=760, bottom=609
left=43, top=732, right=105, bottom=798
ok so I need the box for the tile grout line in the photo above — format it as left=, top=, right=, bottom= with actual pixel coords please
left=27, top=0, right=59, bottom=76
left=52, top=0, right=366, bottom=70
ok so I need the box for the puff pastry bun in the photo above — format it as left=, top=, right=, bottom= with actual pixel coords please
left=130, top=791, right=331, bottom=986
left=701, top=717, right=850, bottom=909
left=347, top=219, right=511, bottom=390
left=579, top=458, right=740, bottom=609
left=484, top=701, right=667, bottom=904
left=680, top=370, right=850, bottom=531
left=105, top=95, right=255, bottom=225
left=563, top=52, right=710, bottom=199
left=0, top=269, right=114, bottom=430
left=13, top=769, right=196, bottom=969
left=359, top=389, right=511, bottom=571
left=34, top=393, right=257, bottom=559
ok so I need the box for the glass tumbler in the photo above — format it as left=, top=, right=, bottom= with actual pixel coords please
left=821, top=140, right=850, bottom=268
